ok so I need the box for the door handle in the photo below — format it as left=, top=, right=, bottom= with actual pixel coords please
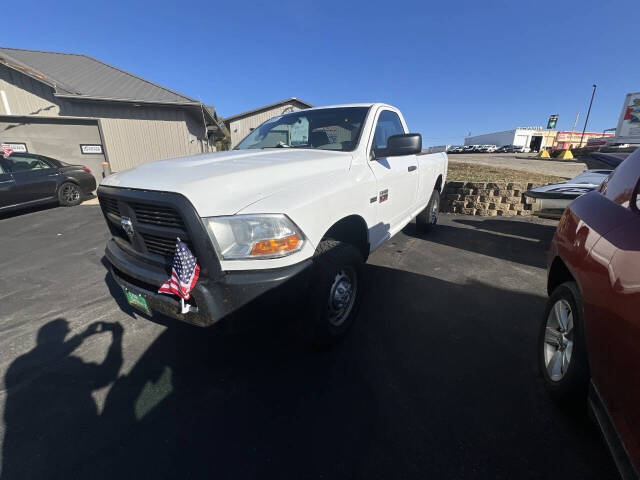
left=408, top=166, right=417, bottom=172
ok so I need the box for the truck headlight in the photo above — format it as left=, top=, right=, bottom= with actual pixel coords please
left=204, top=214, right=304, bottom=260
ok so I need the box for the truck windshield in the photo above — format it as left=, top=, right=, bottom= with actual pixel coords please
left=235, top=107, right=370, bottom=152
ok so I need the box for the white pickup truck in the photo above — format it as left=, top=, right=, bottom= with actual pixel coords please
left=98, top=103, right=448, bottom=344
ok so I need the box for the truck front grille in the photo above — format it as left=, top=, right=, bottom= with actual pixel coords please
left=98, top=193, right=190, bottom=260
left=102, top=196, right=120, bottom=217
left=130, top=203, right=186, bottom=230
left=98, top=185, right=222, bottom=281
left=141, top=233, right=190, bottom=257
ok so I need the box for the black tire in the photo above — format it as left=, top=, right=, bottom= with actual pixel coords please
left=416, top=189, right=440, bottom=233
left=302, top=239, right=364, bottom=347
left=538, top=281, right=590, bottom=404
left=57, top=182, right=83, bottom=207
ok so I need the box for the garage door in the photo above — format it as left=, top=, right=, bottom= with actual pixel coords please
left=0, top=116, right=106, bottom=184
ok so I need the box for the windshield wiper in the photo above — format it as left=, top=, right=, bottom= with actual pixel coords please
left=262, top=143, right=313, bottom=149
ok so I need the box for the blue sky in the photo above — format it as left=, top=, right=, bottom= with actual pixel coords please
left=3, top=0, right=637, bottom=145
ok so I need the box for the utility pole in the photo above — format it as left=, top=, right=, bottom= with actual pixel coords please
left=569, top=112, right=580, bottom=149
left=579, top=85, right=597, bottom=148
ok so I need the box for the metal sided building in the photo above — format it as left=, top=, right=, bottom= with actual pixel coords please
left=0, top=47, right=227, bottom=182
left=223, top=98, right=313, bottom=148
left=464, top=127, right=551, bottom=151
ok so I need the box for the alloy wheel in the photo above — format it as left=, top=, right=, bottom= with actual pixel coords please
left=543, top=299, right=574, bottom=381
left=62, top=184, right=80, bottom=203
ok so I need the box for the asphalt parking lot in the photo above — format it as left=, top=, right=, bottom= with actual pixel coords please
left=0, top=205, right=618, bottom=479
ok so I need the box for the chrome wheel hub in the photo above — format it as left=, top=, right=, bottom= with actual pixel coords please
left=543, top=299, right=574, bottom=381
left=328, top=267, right=357, bottom=326
left=62, top=184, right=80, bottom=202
left=431, top=197, right=439, bottom=223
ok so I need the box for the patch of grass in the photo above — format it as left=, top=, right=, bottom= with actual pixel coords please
left=448, top=161, right=563, bottom=186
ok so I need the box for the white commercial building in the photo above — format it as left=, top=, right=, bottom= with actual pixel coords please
left=464, top=127, right=549, bottom=152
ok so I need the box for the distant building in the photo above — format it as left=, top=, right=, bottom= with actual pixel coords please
left=555, top=131, right=614, bottom=149
left=223, top=98, right=313, bottom=148
left=464, top=127, right=550, bottom=152
left=0, top=47, right=225, bottom=180
left=464, top=127, right=613, bottom=151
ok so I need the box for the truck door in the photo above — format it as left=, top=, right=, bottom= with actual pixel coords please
left=367, top=109, right=418, bottom=238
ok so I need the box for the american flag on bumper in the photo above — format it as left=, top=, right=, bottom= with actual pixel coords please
left=158, top=238, right=200, bottom=313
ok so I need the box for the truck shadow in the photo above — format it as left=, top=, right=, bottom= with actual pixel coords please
left=403, top=217, right=557, bottom=269
left=1, top=267, right=616, bottom=479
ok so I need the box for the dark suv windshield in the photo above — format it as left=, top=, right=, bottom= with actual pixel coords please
left=235, top=107, right=370, bottom=152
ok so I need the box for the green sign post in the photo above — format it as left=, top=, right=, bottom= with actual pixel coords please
left=547, top=114, right=558, bottom=129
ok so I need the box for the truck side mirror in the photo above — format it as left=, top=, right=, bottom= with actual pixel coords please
left=375, top=133, right=422, bottom=158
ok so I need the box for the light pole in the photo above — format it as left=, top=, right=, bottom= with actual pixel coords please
left=579, top=84, right=597, bottom=148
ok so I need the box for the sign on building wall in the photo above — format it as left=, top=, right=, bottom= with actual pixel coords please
left=80, top=144, right=103, bottom=154
left=615, top=92, right=640, bottom=142
left=546, top=115, right=558, bottom=129
left=2, top=142, right=27, bottom=153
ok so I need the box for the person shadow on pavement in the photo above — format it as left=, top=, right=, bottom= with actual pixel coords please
left=1, top=318, right=123, bottom=480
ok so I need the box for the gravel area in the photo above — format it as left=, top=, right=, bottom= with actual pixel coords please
left=448, top=153, right=604, bottom=179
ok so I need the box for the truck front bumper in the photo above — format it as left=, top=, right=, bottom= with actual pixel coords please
left=105, top=239, right=312, bottom=327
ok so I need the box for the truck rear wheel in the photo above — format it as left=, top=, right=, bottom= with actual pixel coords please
left=416, top=189, right=440, bottom=233
left=303, top=239, right=364, bottom=347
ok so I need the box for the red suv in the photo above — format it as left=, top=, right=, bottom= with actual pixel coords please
left=539, top=148, right=640, bottom=478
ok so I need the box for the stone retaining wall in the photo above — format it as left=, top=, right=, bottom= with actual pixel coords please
left=441, top=181, right=536, bottom=216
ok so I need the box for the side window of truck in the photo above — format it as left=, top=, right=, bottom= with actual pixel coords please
left=372, top=111, right=405, bottom=151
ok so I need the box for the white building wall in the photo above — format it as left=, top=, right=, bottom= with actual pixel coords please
left=464, top=130, right=516, bottom=147
left=513, top=131, right=531, bottom=147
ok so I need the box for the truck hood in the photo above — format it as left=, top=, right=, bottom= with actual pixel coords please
left=101, top=149, right=351, bottom=217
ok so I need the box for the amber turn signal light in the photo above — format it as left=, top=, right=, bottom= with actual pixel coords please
left=250, top=235, right=300, bottom=256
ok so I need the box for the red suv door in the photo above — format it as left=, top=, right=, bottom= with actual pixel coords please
left=593, top=197, right=640, bottom=466
left=586, top=153, right=640, bottom=469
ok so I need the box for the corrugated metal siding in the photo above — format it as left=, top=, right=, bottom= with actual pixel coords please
left=0, top=65, right=60, bottom=116
left=100, top=112, right=204, bottom=171
left=60, top=101, right=207, bottom=171
left=229, top=102, right=305, bottom=147
left=0, top=64, right=208, bottom=171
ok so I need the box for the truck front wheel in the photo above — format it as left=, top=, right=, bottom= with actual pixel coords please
left=303, top=239, right=364, bottom=347
left=416, top=189, right=440, bottom=233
